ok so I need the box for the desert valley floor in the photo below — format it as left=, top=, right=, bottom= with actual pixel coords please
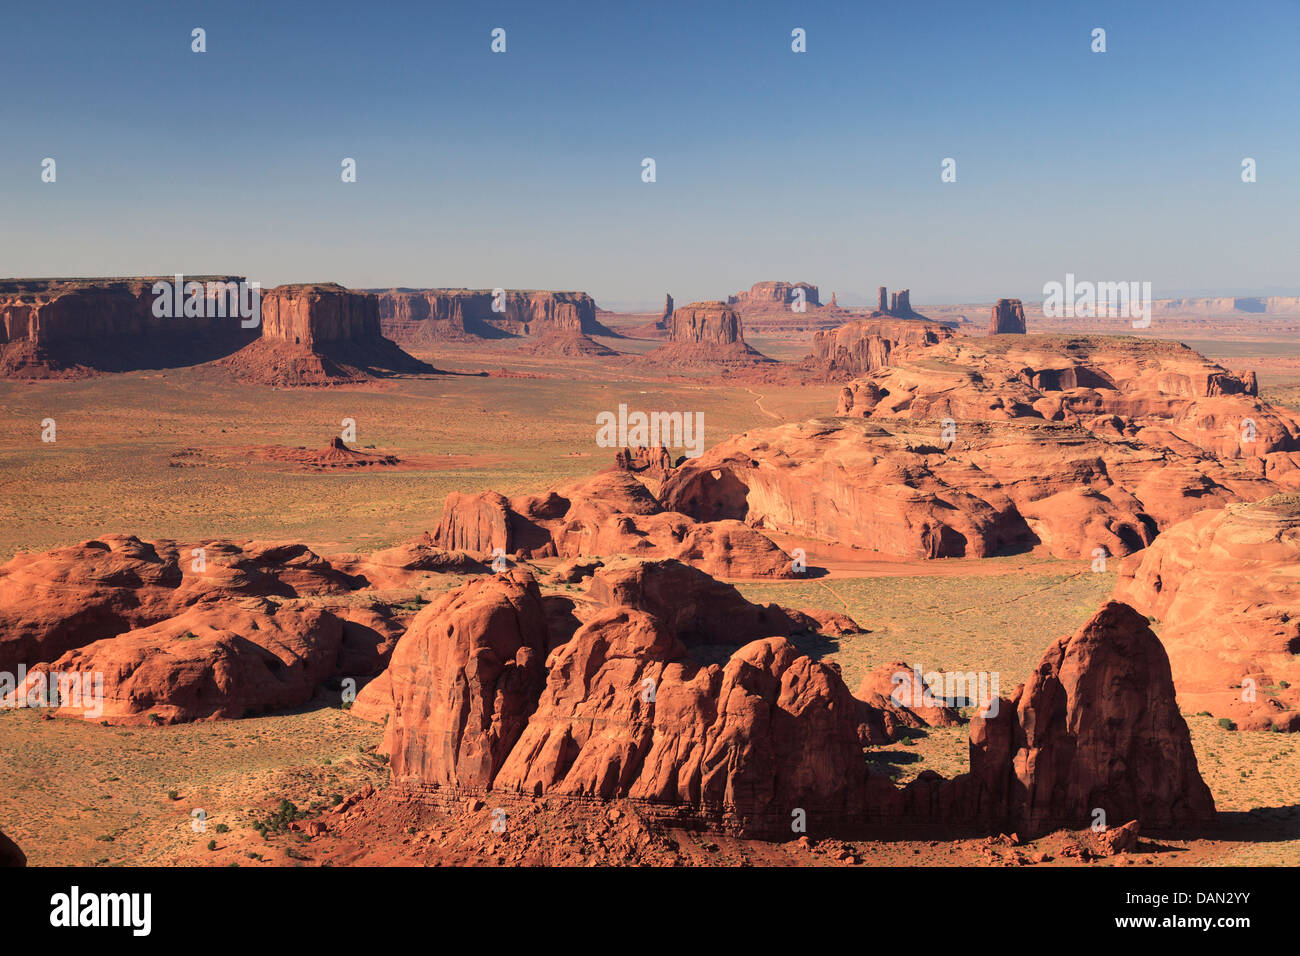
left=3, top=306, right=1300, bottom=868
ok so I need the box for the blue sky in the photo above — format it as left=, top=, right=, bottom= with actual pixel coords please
left=2, top=0, right=1297, bottom=308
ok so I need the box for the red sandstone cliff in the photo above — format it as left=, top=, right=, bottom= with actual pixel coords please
left=372, top=289, right=610, bottom=344
left=0, top=276, right=257, bottom=377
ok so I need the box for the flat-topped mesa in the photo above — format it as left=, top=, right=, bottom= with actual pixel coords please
left=809, top=316, right=956, bottom=378
left=728, top=280, right=820, bottom=311
left=990, top=298, right=1027, bottom=334
left=668, top=300, right=743, bottom=345
left=260, top=283, right=382, bottom=347
left=0, top=276, right=257, bottom=377
left=219, top=284, right=434, bottom=385
left=371, top=288, right=608, bottom=343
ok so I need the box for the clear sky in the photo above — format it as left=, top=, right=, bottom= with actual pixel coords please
left=3, top=0, right=1297, bottom=309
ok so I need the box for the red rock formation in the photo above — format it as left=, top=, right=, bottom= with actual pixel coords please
left=658, top=417, right=1275, bottom=560
left=368, top=562, right=1213, bottom=837
left=668, top=301, right=743, bottom=345
left=586, top=558, right=853, bottom=644
left=432, top=471, right=797, bottom=578
left=1114, top=494, right=1300, bottom=731
left=641, top=300, right=773, bottom=367
left=380, top=564, right=869, bottom=829
left=17, top=602, right=347, bottom=723
left=260, top=284, right=380, bottom=347
left=809, top=317, right=955, bottom=378
left=521, top=331, right=617, bottom=357
left=835, top=334, right=1300, bottom=467
left=966, top=602, right=1216, bottom=835
left=0, top=535, right=361, bottom=675
left=0, top=276, right=258, bottom=377
left=384, top=570, right=551, bottom=789
left=853, top=663, right=962, bottom=731
left=372, top=289, right=609, bottom=343
left=990, top=298, right=1027, bottom=334
left=728, top=281, right=821, bottom=310
left=219, top=284, right=434, bottom=385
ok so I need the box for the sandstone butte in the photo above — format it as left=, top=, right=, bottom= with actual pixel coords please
left=989, top=298, right=1027, bottom=334
left=353, top=560, right=1214, bottom=838
left=1115, top=493, right=1300, bottom=731
left=369, top=288, right=612, bottom=344
left=643, top=300, right=773, bottom=367
left=217, top=283, right=435, bottom=385
left=0, top=276, right=257, bottom=378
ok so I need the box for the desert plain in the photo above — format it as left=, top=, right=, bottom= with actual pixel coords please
left=2, top=281, right=1299, bottom=868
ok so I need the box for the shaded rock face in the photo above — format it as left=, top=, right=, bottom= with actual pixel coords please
left=1115, top=494, right=1300, bottom=731
left=432, top=471, right=796, bottom=579
left=0, top=277, right=257, bottom=377
left=809, top=317, right=955, bottom=378
left=668, top=301, right=743, bottom=345
left=658, top=417, right=1274, bottom=561
left=990, top=298, right=1027, bottom=334
left=372, top=289, right=607, bottom=343
left=835, top=334, right=1300, bottom=468
left=967, top=602, right=1216, bottom=835
left=728, top=281, right=820, bottom=310
left=0, top=829, right=24, bottom=867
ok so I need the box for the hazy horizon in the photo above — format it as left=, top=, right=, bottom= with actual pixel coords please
left=3, top=0, right=1297, bottom=307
